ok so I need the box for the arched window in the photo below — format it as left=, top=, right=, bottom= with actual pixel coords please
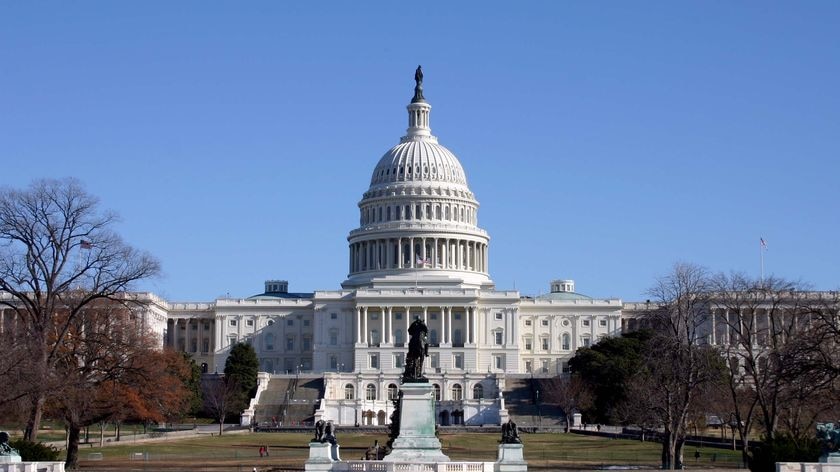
left=433, top=384, right=441, bottom=401
left=386, top=207, right=391, bottom=221
left=416, top=204, right=421, bottom=219
left=445, top=206, right=450, bottom=220
left=344, top=384, right=355, bottom=400
left=377, top=206, right=382, bottom=222
left=562, top=333, right=571, bottom=350
left=451, top=384, right=463, bottom=401
left=388, top=383, right=399, bottom=400
left=473, top=384, right=484, bottom=399
left=366, top=384, right=377, bottom=401
left=435, top=206, right=441, bottom=219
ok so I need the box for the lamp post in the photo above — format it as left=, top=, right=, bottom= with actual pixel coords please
left=535, top=389, right=542, bottom=429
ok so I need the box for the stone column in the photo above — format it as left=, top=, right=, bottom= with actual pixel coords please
left=397, top=237, right=403, bottom=269
left=387, top=306, right=393, bottom=344
left=447, top=306, right=453, bottom=345
left=409, top=237, right=415, bottom=268
left=421, top=237, right=427, bottom=267
left=363, top=307, right=368, bottom=344
left=423, top=306, right=428, bottom=325
left=356, top=307, right=362, bottom=344
left=380, top=307, right=386, bottom=345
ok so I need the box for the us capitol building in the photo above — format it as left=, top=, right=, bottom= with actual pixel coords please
left=145, top=69, right=625, bottom=426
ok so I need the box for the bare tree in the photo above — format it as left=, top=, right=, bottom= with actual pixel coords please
left=641, top=262, right=721, bottom=470
left=0, top=178, right=160, bottom=441
left=203, top=375, right=240, bottom=436
left=540, top=375, right=593, bottom=432
left=711, top=274, right=840, bottom=466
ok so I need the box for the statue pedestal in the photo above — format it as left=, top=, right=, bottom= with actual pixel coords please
left=497, top=443, right=528, bottom=472
left=304, top=442, right=340, bottom=472
left=383, top=382, right=450, bottom=463
left=0, top=457, right=21, bottom=464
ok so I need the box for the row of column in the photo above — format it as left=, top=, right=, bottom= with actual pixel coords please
left=168, top=318, right=213, bottom=354
left=361, top=201, right=476, bottom=226
left=355, top=306, right=479, bottom=346
left=349, top=237, right=488, bottom=273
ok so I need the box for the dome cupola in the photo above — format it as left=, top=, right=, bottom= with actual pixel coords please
left=342, top=67, right=493, bottom=290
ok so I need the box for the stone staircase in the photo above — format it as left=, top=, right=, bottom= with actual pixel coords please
left=503, top=377, right=565, bottom=427
left=254, top=375, right=324, bottom=427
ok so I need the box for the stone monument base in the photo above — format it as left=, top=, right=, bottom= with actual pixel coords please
left=497, top=443, right=527, bottom=472
left=383, top=382, right=450, bottom=463
left=305, top=442, right=341, bottom=472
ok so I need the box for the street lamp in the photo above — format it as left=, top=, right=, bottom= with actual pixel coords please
left=535, top=389, right=542, bottom=429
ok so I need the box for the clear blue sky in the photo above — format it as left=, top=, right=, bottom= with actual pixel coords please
left=1, top=2, right=838, bottom=301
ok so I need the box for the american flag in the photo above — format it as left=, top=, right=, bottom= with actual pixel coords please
left=760, top=237, right=767, bottom=250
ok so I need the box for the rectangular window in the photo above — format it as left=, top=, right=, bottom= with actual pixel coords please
left=430, top=353, right=439, bottom=368
left=525, top=319, right=532, bottom=326
left=369, top=354, right=379, bottom=369
left=286, top=337, right=294, bottom=350
left=228, top=336, right=237, bottom=347
left=394, top=353, right=404, bottom=368
left=562, top=361, right=571, bottom=374
left=191, top=322, right=198, bottom=330
left=229, top=319, right=237, bottom=326
left=430, top=313, right=437, bottom=320
left=494, top=355, right=504, bottom=369
left=202, top=339, right=210, bottom=353
left=371, top=312, right=379, bottom=320
left=454, top=354, right=463, bottom=369
left=287, top=319, right=294, bottom=326
left=541, top=359, right=549, bottom=373
left=524, top=339, right=532, bottom=351
left=541, top=319, right=549, bottom=326
left=583, top=319, right=590, bottom=327
left=303, top=337, right=311, bottom=351
left=494, top=331, right=503, bottom=345
left=454, top=313, right=461, bottom=320
left=330, top=313, right=337, bottom=319
left=525, top=360, right=532, bottom=373
left=541, top=338, right=549, bottom=350
left=304, top=319, right=310, bottom=327
left=203, top=323, right=210, bottom=331
left=599, top=319, right=607, bottom=327
left=329, top=333, right=338, bottom=346
left=395, top=312, right=403, bottom=320
left=495, top=312, right=503, bottom=320
left=246, top=319, right=254, bottom=327
left=582, top=337, right=591, bottom=347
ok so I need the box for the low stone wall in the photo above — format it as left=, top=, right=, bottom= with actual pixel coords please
left=777, top=463, right=840, bottom=472
left=0, top=462, right=65, bottom=472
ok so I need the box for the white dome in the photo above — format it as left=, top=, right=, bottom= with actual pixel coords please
left=370, top=139, right=467, bottom=187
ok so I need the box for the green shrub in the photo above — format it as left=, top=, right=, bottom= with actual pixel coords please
left=749, top=435, right=821, bottom=472
left=8, top=439, right=61, bottom=461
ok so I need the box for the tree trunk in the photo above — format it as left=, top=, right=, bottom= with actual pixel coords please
left=99, top=422, right=105, bottom=447
left=24, top=392, right=45, bottom=441
left=565, top=417, right=571, bottom=433
left=65, top=423, right=82, bottom=470
left=219, top=417, right=224, bottom=436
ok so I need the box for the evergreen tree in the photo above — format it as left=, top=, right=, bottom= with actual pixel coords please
left=224, top=343, right=259, bottom=410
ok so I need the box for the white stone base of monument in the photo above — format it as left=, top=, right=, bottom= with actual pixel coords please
left=305, top=442, right=341, bottom=472
left=0, top=460, right=65, bottom=472
left=382, top=382, right=450, bottom=463
left=778, top=463, right=840, bottom=472
left=496, top=444, right=527, bottom=472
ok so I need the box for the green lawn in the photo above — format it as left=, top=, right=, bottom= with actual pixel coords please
left=73, top=431, right=746, bottom=471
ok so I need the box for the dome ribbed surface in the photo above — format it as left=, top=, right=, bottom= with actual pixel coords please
left=370, top=139, right=467, bottom=187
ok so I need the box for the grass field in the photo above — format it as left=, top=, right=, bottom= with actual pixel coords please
left=73, top=431, right=747, bottom=471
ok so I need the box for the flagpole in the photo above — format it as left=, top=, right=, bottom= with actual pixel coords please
left=760, top=241, right=764, bottom=285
